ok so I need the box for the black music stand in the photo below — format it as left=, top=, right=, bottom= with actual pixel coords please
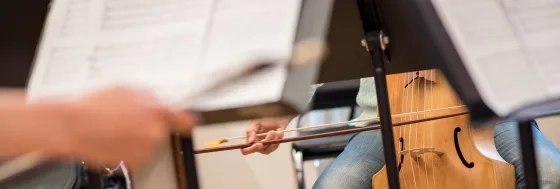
left=367, top=0, right=550, bottom=188
left=307, top=0, right=440, bottom=188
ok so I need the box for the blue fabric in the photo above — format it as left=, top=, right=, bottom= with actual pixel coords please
left=312, top=121, right=560, bottom=189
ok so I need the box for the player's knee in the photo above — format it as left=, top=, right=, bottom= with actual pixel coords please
left=311, top=177, right=343, bottom=189
left=312, top=172, right=368, bottom=189
left=312, top=163, right=373, bottom=189
left=312, top=168, right=345, bottom=189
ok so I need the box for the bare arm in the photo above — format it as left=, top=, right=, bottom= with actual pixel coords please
left=0, top=87, right=196, bottom=169
left=0, top=89, right=72, bottom=159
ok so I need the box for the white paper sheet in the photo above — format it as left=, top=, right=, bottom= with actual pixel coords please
left=431, top=0, right=560, bottom=116
left=27, top=0, right=302, bottom=110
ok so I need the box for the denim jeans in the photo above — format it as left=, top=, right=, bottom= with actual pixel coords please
left=312, top=120, right=560, bottom=189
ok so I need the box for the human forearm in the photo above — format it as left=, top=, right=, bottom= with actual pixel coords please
left=0, top=103, right=73, bottom=159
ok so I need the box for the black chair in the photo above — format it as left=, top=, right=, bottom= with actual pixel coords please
left=291, top=79, right=361, bottom=189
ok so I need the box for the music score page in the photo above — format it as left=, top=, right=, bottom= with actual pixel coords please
left=27, top=0, right=302, bottom=110
left=432, top=0, right=560, bottom=116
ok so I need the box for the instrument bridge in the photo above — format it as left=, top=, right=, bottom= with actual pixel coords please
left=399, top=147, right=444, bottom=158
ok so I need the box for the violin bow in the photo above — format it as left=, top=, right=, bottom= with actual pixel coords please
left=196, top=106, right=469, bottom=154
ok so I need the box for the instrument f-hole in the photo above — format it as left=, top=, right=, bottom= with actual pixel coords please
left=454, top=127, right=475, bottom=168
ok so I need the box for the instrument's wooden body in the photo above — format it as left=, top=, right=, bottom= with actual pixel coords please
left=372, top=70, right=515, bottom=188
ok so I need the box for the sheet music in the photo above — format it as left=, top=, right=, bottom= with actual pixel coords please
left=27, top=0, right=302, bottom=110
left=432, top=0, right=560, bottom=116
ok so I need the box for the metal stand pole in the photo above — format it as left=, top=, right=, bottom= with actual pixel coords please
left=182, top=137, right=200, bottom=189
left=363, top=31, right=401, bottom=189
left=356, top=0, right=400, bottom=188
left=518, top=121, right=540, bottom=189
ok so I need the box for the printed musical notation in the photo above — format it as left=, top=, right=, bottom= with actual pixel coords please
left=432, top=0, right=560, bottom=116
left=509, top=2, right=560, bottom=34
left=87, top=34, right=197, bottom=80
left=42, top=47, right=83, bottom=85
left=509, top=0, right=560, bottom=95
left=101, top=0, right=208, bottom=30
left=28, top=0, right=302, bottom=108
left=59, top=0, right=90, bottom=37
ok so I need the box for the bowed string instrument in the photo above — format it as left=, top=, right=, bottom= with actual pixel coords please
left=194, top=69, right=517, bottom=189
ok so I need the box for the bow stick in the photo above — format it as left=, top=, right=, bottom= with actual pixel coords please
left=202, top=105, right=466, bottom=148
left=196, top=108, right=469, bottom=154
